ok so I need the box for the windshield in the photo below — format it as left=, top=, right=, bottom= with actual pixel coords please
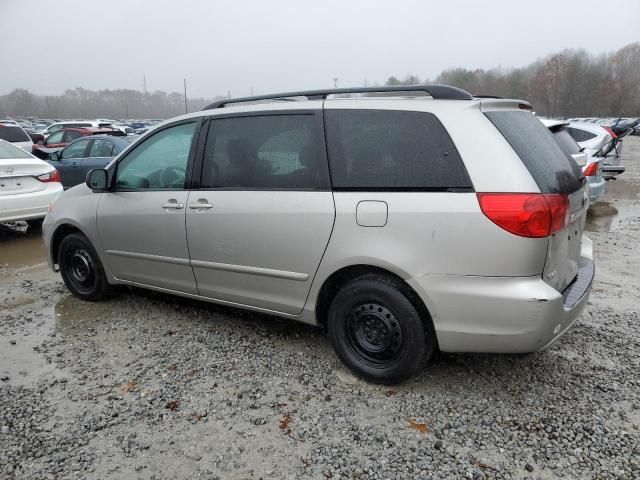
left=0, top=141, right=33, bottom=159
left=0, top=126, right=31, bottom=142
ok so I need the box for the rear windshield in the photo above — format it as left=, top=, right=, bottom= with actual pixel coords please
left=551, top=128, right=581, bottom=155
left=568, top=127, right=597, bottom=142
left=0, top=141, right=32, bottom=159
left=485, top=111, right=583, bottom=194
left=0, top=126, right=30, bottom=142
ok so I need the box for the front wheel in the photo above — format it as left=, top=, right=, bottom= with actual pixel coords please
left=327, top=274, right=435, bottom=384
left=58, top=233, right=114, bottom=301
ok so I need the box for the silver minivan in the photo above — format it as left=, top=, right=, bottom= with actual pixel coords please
left=43, top=86, right=594, bottom=384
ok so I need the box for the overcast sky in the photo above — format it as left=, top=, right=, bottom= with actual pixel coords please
left=1, top=0, right=638, bottom=98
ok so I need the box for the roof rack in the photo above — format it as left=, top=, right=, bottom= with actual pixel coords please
left=203, top=84, right=473, bottom=110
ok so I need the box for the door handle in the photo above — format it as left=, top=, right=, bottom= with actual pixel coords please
left=188, top=203, right=213, bottom=210
left=188, top=198, right=213, bottom=210
left=162, top=202, right=184, bottom=209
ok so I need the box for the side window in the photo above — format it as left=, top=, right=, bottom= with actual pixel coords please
left=201, top=114, right=329, bottom=189
left=89, top=138, right=115, bottom=157
left=325, top=110, right=472, bottom=190
left=46, top=131, right=65, bottom=144
left=60, top=139, right=89, bottom=159
left=62, top=131, right=82, bottom=143
left=115, top=122, right=197, bottom=190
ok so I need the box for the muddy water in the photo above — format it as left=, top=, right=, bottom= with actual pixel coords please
left=0, top=311, right=57, bottom=386
left=0, top=222, right=47, bottom=268
left=585, top=179, right=640, bottom=233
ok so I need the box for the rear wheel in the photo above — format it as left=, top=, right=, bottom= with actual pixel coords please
left=327, top=274, right=435, bottom=384
left=58, top=233, right=114, bottom=301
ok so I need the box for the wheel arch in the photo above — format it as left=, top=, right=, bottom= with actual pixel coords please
left=50, top=222, right=92, bottom=267
left=314, top=264, right=435, bottom=340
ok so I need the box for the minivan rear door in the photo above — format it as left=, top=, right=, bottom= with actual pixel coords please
left=186, top=111, right=335, bottom=315
left=485, top=109, right=588, bottom=292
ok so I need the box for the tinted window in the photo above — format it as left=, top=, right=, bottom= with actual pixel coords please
left=116, top=122, right=196, bottom=189
left=62, top=131, right=82, bottom=143
left=202, top=114, right=329, bottom=189
left=89, top=138, right=116, bottom=157
left=485, top=111, right=583, bottom=194
left=568, top=127, right=597, bottom=142
left=0, top=126, right=30, bottom=142
left=61, top=139, right=89, bottom=159
left=46, top=131, right=65, bottom=144
left=551, top=128, right=581, bottom=155
left=325, top=110, right=471, bottom=190
left=0, top=141, right=32, bottom=159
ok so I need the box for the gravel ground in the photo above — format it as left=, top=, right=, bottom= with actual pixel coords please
left=1, top=137, right=639, bottom=479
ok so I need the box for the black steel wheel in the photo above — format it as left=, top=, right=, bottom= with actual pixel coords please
left=58, top=233, right=114, bottom=301
left=345, top=302, right=406, bottom=367
left=327, top=274, right=435, bottom=384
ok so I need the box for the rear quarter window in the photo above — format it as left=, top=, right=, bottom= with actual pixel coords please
left=485, top=111, right=584, bottom=194
left=325, top=110, right=472, bottom=190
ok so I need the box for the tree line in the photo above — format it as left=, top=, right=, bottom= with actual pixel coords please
left=387, top=42, right=640, bottom=118
left=1, top=42, right=638, bottom=119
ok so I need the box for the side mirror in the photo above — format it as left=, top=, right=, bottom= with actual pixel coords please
left=86, top=169, right=109, bottom=192
left=49, top=151, right=60, bottom=161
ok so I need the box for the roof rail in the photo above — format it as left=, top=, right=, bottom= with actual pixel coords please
left=203, top=84, right=473, bottom=110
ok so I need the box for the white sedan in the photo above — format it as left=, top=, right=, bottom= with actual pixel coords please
left=0, top=139, right=63, bottom=226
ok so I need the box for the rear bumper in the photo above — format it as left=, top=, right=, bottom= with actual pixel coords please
left=409, top=237, right=594, bottom=353
left=602, top=165, right=625, bottom=179
left=0, top=184, right=62, bottom=223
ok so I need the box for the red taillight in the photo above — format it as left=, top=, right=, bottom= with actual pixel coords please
left=477, top=193, right=569, bottom=238
left=36, top=169, right=61, bottom=183
left=583, top=162, right=598, bottom=177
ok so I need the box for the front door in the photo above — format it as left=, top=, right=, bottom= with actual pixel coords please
left=97, top=121, right=200, bottom=293
left=186, top=112, right=335, bottom=314
left=55, top=138, right=91, bottom=188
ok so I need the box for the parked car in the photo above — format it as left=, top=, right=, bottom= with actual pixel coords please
left=0, top=122, right=34, bottom=152
left=47, top=135, right=138, bottom=189
left=541, top=119, right=605, bottom=203
left=0, top=139, right=63, bottom=226
left=32, top=127, right=124, bottom=159
left=38, top=121, right=111, bottom=138
left=43, top=85, right=594, bottom=384
left=568, top=122, right=624, bottom=179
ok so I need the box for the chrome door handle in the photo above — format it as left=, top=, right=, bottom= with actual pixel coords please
left=162, top=202, right=184, bottom=209
left=188, top=203, right=213, bottom=210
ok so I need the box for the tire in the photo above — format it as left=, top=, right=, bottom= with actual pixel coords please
left=58, top=233, right=114, bottom=301
left=26, top=219, right=44, bottom=229
left=327, top=274, right=435, bottom=384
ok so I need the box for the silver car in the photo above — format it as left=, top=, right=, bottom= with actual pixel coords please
left=541, top=119, right=606, bottom=203
left=43, top=86, right=594, bottom=384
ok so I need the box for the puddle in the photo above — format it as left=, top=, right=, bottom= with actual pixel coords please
left=0, top=296, right=36, bottom=309
left=603, top=179, right=640, bottom=201
left=0, top=222, right=47, bottom=268
left=0, top=310, right=57, bottom=387
left=585, top=201, right=638, bottom=232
